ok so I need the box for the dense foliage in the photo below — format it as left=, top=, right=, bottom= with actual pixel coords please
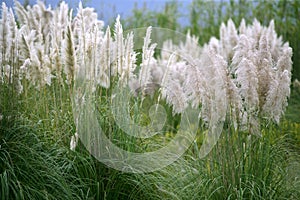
left=0, top=1, right=299, bottom=199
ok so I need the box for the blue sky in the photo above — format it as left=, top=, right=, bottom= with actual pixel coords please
left=2, top=0, right=192, bottom=25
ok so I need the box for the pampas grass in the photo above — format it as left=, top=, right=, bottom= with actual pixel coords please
left=0, top=1, right=293, bottom=149
left=0, top=0, right=293, bottom=144
left=0, top=1, right=298, bottom=199
left=63, top=25, right=76, bottom=85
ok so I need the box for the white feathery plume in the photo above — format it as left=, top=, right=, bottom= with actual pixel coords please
left=73, top=1, right=105, bottom=86
left=159, top=30, right=201, bottom=68
left=89, top=18, right=105, bottom=91
left=18, top=27, right=38, bottom=84
left=87, top=22, right=98, bottom=89
left=5, top=7, right=17, bottom=64
left=198, top=48, right=228, bottom=157
left=219, top=19, right=238, bottom=61
left=23, top=51, right=48, bottom=89
left=50, top=1, right=69, bottom=84
left=150, top=63, right=164, bottom=86
left=259, top=58, right=274, bottom=107
left=73, top=1, right=97, bottom=80
left=121, top=31, right=137, bottom=83
left=235, top=57, right=259, bottom=131
left=207, top=37, right=219, bottom=54
left=210, top=34, right=242, bottom=129
left=235, top=58, right=259, bottom=112
left=98, top=27, right=111, bottom=88
left=267, top=20, right=278, bottom=59
left=163, top=77, right=187, bottom=115
left=159, top=46, right=178, bottom=83
left=239, top=18, right=247, bottom=35
left=34, top=34, right=52, bottom=88
left=111, top=16, right=136, bottom=85
left=251, top=19, right=263, bottom=47
left=33, top=1, right=53, bottom=51
left=232, top=18, right=292, bottom=130
left=276, top=46, right=293, bottom=73
left=113, top=15, right=124, bottom=77
left=14, top=1, right=29, bottom=25
left=8, top=7, right=22, bottom=92
left=0, top=2, right=10, bottom=81
left=19, top=58, right=31, bottom=79
left=161, top=56, right=187, bottom=114
left=74, top=2, right=98, bottom=35
left=219, top=22, right=228, bottom=59
left=266, top=20, right=285, bottom=64
left=73, top=2, right=86, bottom=77
left=57, top=1, right=69, bottom=30
left=161, top=39, right=175, bottom=62
left=256, top=32, right=274, bottom=108
left=227, top=19, right=238, bottom=49
left=209, top=51, right=228, bottom=125
left=258, top=32, right=272, bottom=64
left=231, top=34, right=254, bottom=73
left=160, top=52, right=177, bottom=90
left=63, top=25, right=77, bottom=84
left=28, top=6, right=39, bottom=31
left=262, top=70, right=291, bottom=124
left=179, top=30, right=201, bottom=58
left=0, top=3, right=20, bottom=85
left=19, top=26, right=35, bottom=62
left=8, top=7, right=19, bottom=60
left=183, top=58, right=206, bottom=110
left=14, top=1, right=54, bottom=89
left=190, top=46, right=225, bottom=124
left=138, top=26, right=157, bottom=91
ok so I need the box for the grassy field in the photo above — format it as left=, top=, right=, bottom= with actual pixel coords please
left=1, top=0, right=300, bottom=199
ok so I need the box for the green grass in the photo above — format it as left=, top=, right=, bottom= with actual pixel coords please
left=1, top=70, right=300, bottom=199
left=2, top=72, right=299, bottom=199
left=0, top=117, right=81, bottom=199
left=1, top=0, right=300, bottom=199
left=286, top=85, right=300, bottom=123
left=0, top=108, right=147, bottom=200
left=132, top=124, right=300, bottom=200
left=1, top=107, right=299, bottom=199
left=0, top=82, right=146, bottom=200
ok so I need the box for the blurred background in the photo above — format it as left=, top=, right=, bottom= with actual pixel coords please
left=3, top=0, right=192, bottom=25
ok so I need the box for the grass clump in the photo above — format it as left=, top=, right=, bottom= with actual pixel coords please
left=0, top=1, right=299, bottom=199
left=0, top=114, right=146, bottom=200
left=0, top=117, right=81, bottom=199
left=133, top=124, right=300, bottom=200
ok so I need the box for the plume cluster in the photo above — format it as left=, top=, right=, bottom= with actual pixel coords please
left=0, top=1, right=293, bottom=135
left=157, top=19, right=292, bottom=134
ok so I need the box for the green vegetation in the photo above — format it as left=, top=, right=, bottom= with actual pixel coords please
left=1, top=0, right=299, bottom=199
left=135, top=127, right=300, bottom=199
